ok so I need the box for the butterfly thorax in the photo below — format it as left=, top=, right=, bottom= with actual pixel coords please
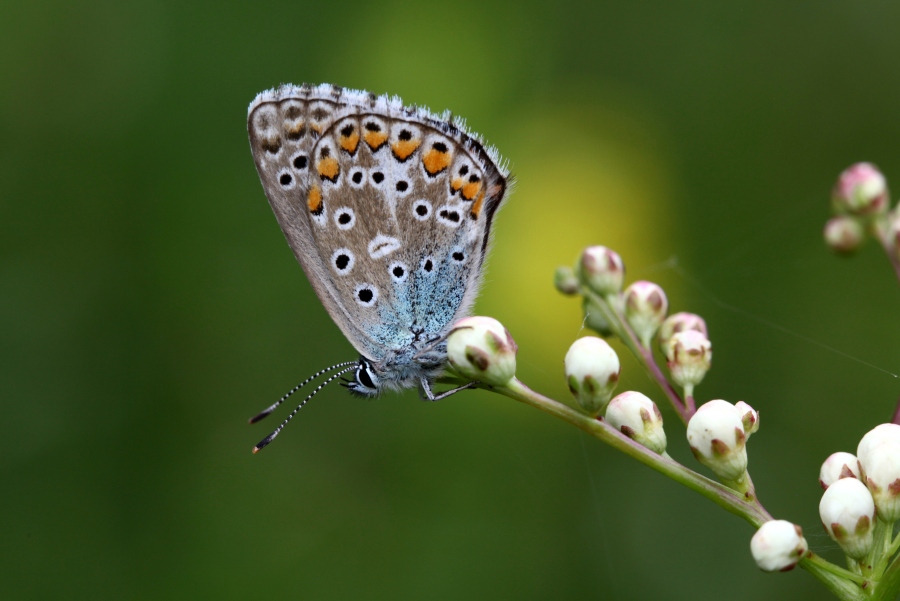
left=346, top=343, right=447, bottom=397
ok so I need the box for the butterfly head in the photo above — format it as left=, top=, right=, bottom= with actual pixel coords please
left=343, top=357, right=381, bottom=397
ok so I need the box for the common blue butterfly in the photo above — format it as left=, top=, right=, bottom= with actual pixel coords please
left=247, top=84, right=510, bottom=451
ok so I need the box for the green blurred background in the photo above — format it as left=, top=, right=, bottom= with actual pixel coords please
left=3, top=1, right=900, bottom=599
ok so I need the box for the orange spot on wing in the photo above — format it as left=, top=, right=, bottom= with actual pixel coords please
left=461, top=180, right=482, bottom=201
left=317, top=157, right=340, bottom=182
left=450, top=177, right=464, bottom=193
left=340, top=131, right=359, bottom=154
left=285, top=121, right=306, bottom=140
left=307, top=186, right=323, bottom=214
left=364, top=130, right=388, bottom=151
left=423, top=148, right=451, bottom=175
left=391, top=139, right=421, bottom=161
left=470, top=189, right=485, bottom=219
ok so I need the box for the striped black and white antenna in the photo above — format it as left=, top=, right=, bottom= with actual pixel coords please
left=249, top=361, right=356, bottom=453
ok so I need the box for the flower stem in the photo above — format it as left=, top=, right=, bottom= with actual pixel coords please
left=492, top=378, right=770, bottom=525
left=871, top=216, right=900, bottom=288
left=800, top=553, right=870, bottom=600
left=584, top=289, right=691, bottom=424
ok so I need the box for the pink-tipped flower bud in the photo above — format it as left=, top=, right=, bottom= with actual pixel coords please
left=750, top=520, right=808, bottom=572
left=823, top=216, right=865, bottom=255
left=564, top=337, right=620, bottom=415
left=832, top=162, right=888, bottom=216
left=665, top=330, right=711, bottom=396
left=447, top=316, right=517, bottom=387
left=554, top=265, right=580, bottom=296
left=658, top=312, right=708, bottom=355
left=819, top=477, right=875, bottom=559
left=734, top=401, right=759, bottom=438
left=687, top=400, right=748, bottom=485
left=856, top=424, right=900, bottom=522
left=624, top=281, right=668, bottom=348
left=819, top=452, right=861, bottom=490
left=605, top=391, right=667, bottom=454
left=579, top=246, right=625, bottom=296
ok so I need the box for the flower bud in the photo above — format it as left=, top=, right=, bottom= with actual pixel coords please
left=665, top=330, right=711, bottom=395
left=581, top=295, right=614, bottom=337
left=687, top=400, right=748, bottom=484
left=819, top=477, right=875, bottom=559
left=857, top=423, right=900, bottom=467
left=832, top=162, right=888, bottom=216
left=579, top=246, right=624, bottom=296
left=819, top=452, right=861, bottom=490
left=624, top=281, right=668, bottom=348
left=734, top=401, right=759, bottom=438
left=750, top=520, right=808, bottom=572
left=858, top=439, right=900, bottom=523
left=447, top=316, right=517, bottom=387
left=823, top=216, right=865, bottom=255
left=605, top=391, right=667, bottom=454
left=658, top=312, right=708, bottom=355
left=554, top=265, right=580, bottom=296
left=564, top=337, right=620, bottom=415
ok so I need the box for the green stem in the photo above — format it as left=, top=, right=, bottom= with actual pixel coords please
left=874, top=525, right=900, bottom=579
left=493, top=378, right=770, bottom=526
left=800, top=554, right=870, bottom=600
left=584, top=289, right=691, bottom=424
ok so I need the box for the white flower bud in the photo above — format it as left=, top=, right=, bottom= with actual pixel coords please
left=734, top=401, right=759, bottom=438
left=447, top=316, right=517, bottom=387
left=819, top=452, right=861, bottom=490
left=687, top=400, right=748, bottom=484
left=554, top=265, right=580, bottom=296
left=857, top=423, right=900, bottom=467
left=658, top=312, right=708, bottom=355
left=823, top=216, right=865, bottom=255
left=579, top=246, right=624, bottom=296
left=624, top=281, right=668, bottom=348
left=819, top=477, right=875, bottom=559
left=750, top=520, right=808, bottom=572
left=564, top=337, right=620, bottom=415
left=665, top=330, right=711, bottom=394
left=832, top=162, right=888, bottom=216
left=605, top=391, right=667, bottom=454
left=858, top=440, right=900, bottom=522
left=581, top=295, right=614, bottom=337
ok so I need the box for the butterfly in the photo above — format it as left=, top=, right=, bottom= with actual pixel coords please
left=246, top=84, right=510, bottom=451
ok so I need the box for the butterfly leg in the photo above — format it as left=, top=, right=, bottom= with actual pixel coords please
left=419, top=378, right=478, bottom=402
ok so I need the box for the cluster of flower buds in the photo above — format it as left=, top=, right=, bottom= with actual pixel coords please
left=686, top=399, right=758, bottom=488
left=446, top=316, right=518, bottom=387
left=823, top=162, right=890, bottom=255
left=813, top=424, right=900, bottom=565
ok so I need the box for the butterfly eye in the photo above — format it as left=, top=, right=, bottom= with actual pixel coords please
left=357, top=363, right=377, bottom=389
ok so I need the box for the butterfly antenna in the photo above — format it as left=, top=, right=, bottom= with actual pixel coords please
left=252, top=366, right=355, bottom=454
left=248, top=361, right=356, bottom=424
